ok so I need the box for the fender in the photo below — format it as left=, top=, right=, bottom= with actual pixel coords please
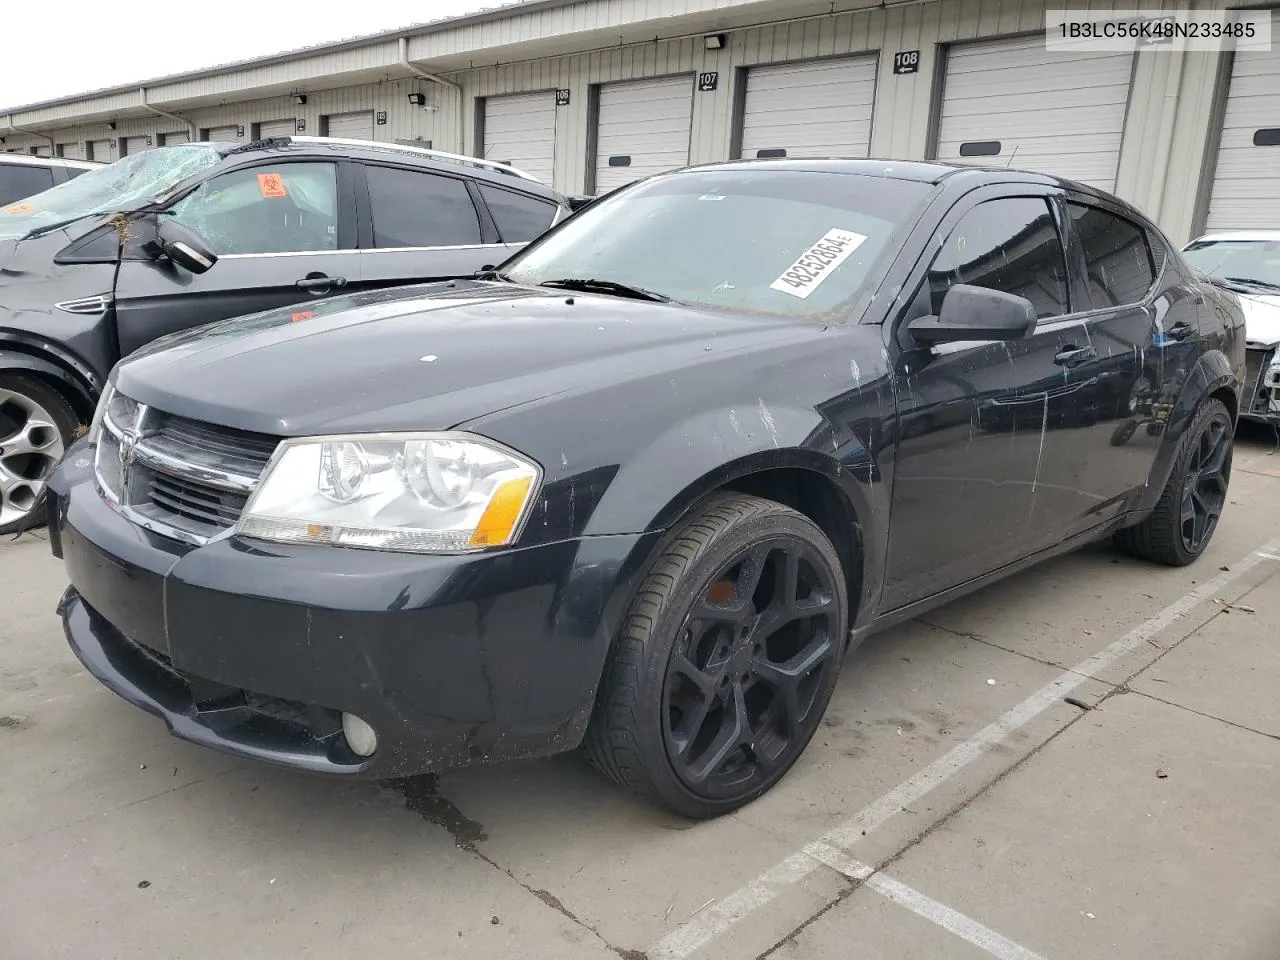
left=0, top=330, right=102, bottom=417
left=1132, top=347, right=1237, bottom=516
left=580, top=402, right=889, bottom=628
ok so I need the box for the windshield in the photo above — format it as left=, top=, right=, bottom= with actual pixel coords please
left=0, top=146, right=222, bottom=240
left=503, top=169, right=933, bottom=319
left=1182, top=239, right=1280, bottom=291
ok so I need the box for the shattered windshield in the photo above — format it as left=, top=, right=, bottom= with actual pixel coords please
left=503, top=170, right=932, bottom=319
left=0, top=146, right=222, bottom=240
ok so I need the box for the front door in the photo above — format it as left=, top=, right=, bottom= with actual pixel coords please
left=881, top=192, right=1083, bottom=609
left=112, top=159, right=359, bottom=357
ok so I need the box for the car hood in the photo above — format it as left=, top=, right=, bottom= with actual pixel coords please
left=1238, top=292, right=1280, bottom=347
left=114, top=280, right=818, bottom=436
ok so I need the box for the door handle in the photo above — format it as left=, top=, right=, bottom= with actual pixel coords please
left=1166, top=321, right=1195, bottom=341
left=296, top=274, right=347, bottom=290
left=1053, top=345, right=1097, bottom=366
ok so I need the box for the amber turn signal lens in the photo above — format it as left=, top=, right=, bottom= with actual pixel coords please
left=469, top=475, right=535, bottom=547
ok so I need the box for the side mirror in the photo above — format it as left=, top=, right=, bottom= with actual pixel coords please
left=908, top=283, right=1036, bottom=345
left=153, top=218, right=218, bottom=275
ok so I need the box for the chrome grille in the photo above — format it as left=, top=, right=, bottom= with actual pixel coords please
left=94, top=388, right=280, bottom=543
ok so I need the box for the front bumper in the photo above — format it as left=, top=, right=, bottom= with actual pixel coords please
left=48, top=443, right=653, bottom=778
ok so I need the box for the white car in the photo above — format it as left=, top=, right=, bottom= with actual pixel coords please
left=1182, top=230, right=1280, bottom=424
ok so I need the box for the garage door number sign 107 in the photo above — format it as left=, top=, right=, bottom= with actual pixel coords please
left=770, top=228, right=867, bottom=298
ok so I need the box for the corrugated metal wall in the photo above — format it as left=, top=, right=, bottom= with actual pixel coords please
left=0, top=0, right=1253, bottom=243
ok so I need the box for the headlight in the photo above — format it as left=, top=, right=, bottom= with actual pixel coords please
left=236, top=432, right=542, bottom=553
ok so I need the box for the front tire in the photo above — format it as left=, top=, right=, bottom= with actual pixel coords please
left=0, top=375, right=79, bottom=536
left=1115, top=397, right=1232, bottom=566
left=584, top=494, right=848, bottom=819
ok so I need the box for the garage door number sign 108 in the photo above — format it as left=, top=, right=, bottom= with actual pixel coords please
left=770, top=228, right=867, bottom=298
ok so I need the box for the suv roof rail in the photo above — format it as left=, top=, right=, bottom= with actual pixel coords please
left=281, top=136, right=543, bottom=184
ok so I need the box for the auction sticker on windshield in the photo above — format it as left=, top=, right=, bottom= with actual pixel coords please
left=770, top=229, right=867, bottom=299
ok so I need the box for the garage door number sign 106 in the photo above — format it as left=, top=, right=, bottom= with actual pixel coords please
left=770, top=228, right=867, bottom=298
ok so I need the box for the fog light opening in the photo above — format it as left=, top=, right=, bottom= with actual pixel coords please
left=342, top=712, right=378, bottom=757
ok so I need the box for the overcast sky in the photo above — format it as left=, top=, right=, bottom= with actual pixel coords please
left=2, top=0, right=500, bottom=109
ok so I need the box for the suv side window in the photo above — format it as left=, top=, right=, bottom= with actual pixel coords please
left=928, top=197, right=1070, bottom=319
left=1066, top=202, right=1156, bottom=309
left=365, top=166, right=482, bottom=248
left=0, top=164, right=55, bottom=206
left=168, top=162, right=339, bottom=254
left=478, top=183, right=559, bottom=242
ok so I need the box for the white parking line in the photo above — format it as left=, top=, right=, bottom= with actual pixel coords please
left=648, top=535, right=1280, bottom=960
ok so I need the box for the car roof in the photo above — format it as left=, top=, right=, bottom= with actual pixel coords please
left=1185, top=230, right=1280, bottom=245
left=665, top=157, right=1127, bottom=198
left=0, top=153, right=101, bottom=171
left=198, top=136, right=565, bottom=201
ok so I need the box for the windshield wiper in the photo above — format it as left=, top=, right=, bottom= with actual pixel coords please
left=476, top=269, right=513, bottom=282
left=537, top=278, right=670, bottom=302
left=1224, top=276, right=1280, bottom=293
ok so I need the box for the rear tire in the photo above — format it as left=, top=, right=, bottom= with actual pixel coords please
left=0, top=375, right=80, bottom=536
left=1115, top=397, right=1232, bottom=566
left=584, top=493, right=848, bottom=819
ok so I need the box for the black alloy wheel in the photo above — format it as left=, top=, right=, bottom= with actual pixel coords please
left=1115, top=397, right=1233, bottom=566
left=1178, top=408, right=1232, bottom=554
left=586, top=493, right=848, bottom=819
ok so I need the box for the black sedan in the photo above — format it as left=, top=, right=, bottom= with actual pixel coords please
left=46, top=159, right=1245, bottom=819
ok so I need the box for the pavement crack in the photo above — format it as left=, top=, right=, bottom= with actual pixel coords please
left=1128, top=689, right=1280, bottom=742
left=917, top=618, right=1098, bottom=676
left=388, top=774, right=644, bottom=959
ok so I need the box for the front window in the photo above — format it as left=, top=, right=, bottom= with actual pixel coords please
left=502, top=170, right=933, bottom=319
left=0, top=145, right=222, bottom=240
left=1182, top=239, right=1280, bottom=293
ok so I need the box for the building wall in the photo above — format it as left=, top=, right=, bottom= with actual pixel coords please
left=2, top=0, right=1264, bottom=244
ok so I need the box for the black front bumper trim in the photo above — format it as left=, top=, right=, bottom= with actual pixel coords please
left=60, top=587, right=370, bottom=775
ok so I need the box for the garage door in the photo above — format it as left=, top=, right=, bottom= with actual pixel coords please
left=33, top=145, right=51, bottom=157
left=483, top=92, right=556, bottom=184
left=935, top=35, right=1133, bottom=191
left=58, top=142, right=84, bottom=160
left=739, top=56, right=878, bottom=160
left=325, top=111, right=374, bottom=140
left=122, top=136, right=153, bottom=156
left=594, top=75, right=693, bottom=193
left=205, top=125, right=239, bottom=143
left=258, top=118, right=296, bottom=139
left=87, top=139, right=112, bottom=162
left=1205, top=13, right=1280, bottom=231
left=161, top=131, right=189, bottom=146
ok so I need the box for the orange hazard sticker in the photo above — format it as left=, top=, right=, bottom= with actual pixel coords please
left=291, top=310, right=313, bottom=322
left=4, top=203, right=34, bottom=214
left=257, top=173, right=288, bottom=198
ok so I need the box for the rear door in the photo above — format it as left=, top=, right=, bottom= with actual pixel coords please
left=1050, top=195, right=1165, bottom=532
left=0, top=163, right=55, bottom=205
left=354, top=162, right=516, bottom=289
left=111, top=158, right=360, bottom=357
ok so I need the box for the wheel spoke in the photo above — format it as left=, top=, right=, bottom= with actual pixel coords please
left=1180, top=488, right=1196, bottom=529
left=752, top=636, right=833, bottom=738
left=4, top=418, right=60, bottom=457
left=689, top=543, right=772, bottom=624
left=685, top=683, right=749, bottom=784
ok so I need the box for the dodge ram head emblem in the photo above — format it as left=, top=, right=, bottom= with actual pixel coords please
left=118, top=431, right=139, bottom=475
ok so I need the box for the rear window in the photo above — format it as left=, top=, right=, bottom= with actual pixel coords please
left=0, top=164, right=55, bottom=206
left=505, top=171, right=933, bottom=319
left=1067, top=203, right=1157, bottom=309
left=479, top=184, right=559, bottom=242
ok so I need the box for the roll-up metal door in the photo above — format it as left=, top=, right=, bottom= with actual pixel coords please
left=324, top=111, right=374, bottom=140
left=161, top=131, right=189, bottom=146
left=33, top=145, right=51, bottom=157
left=257, top=118, right=296, bottom=139
left=1205, top=12, right=1280, bottom=230
left=58, top=143, right=84, bottom=160
left=738, top=56, right=878, bottom=160
left=483, top=92, right=556, bottom=184
left=122, top=135, right=153, bottom=156
left=87, top=139, right=112, bottom=161
left=935, top=34, right=1133, bottom=191
left=593, top=75, right=693, bottom=193
left=205, top=125, right=239, bottom=143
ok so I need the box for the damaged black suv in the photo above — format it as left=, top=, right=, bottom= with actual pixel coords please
left=0, top=137, right=572, bottom=533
